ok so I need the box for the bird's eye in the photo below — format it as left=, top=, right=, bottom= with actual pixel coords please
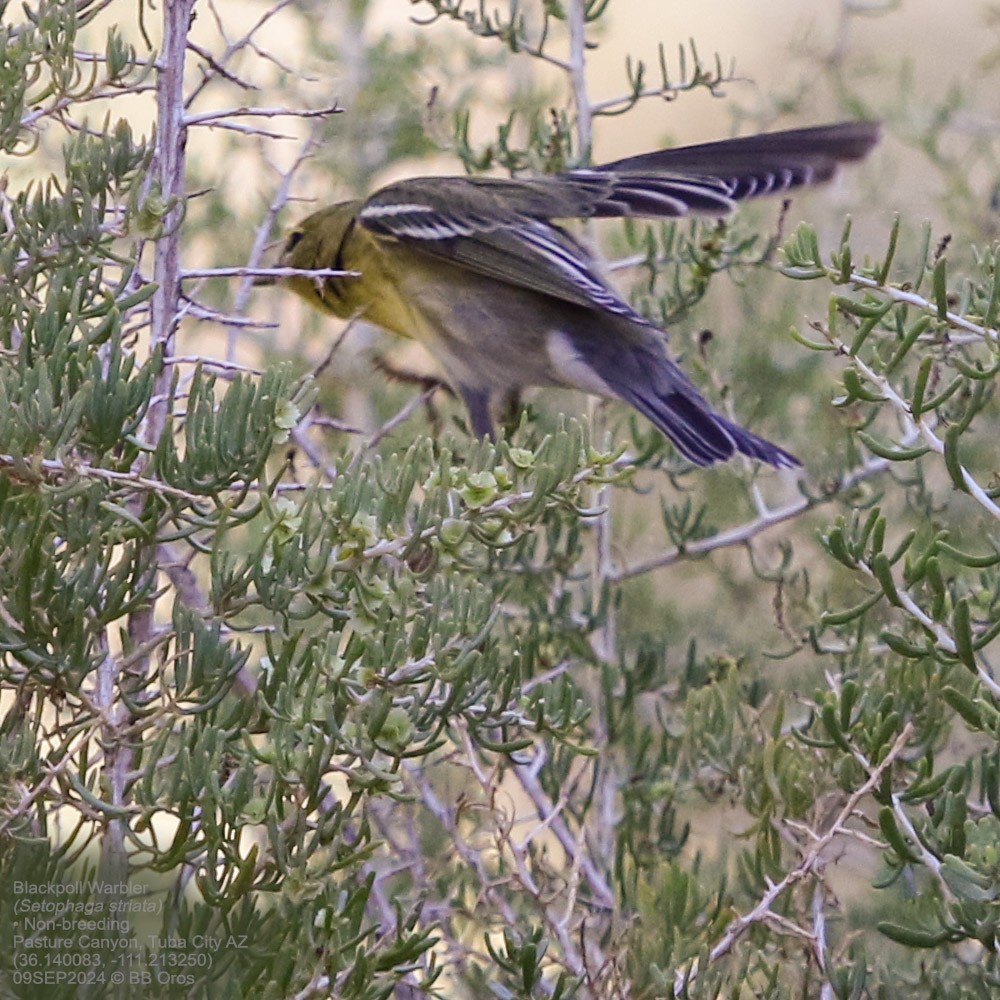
left=285, top=231, right=304, bottom=252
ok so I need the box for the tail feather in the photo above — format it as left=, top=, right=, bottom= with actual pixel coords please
left=619, top=385, right=800, bottom=469
left=629, top=388, right=738, bottom=466
left=715, top=412, right=801, bottom=469
left=558, top=322, right=802, bottom=469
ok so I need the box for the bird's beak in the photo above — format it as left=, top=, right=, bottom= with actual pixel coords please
left=252, top=238, right=285, bottom=286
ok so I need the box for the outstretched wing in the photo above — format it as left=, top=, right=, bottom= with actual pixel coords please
left=358, top=121, right=879, bottom=319
left=584, top=120, right=881, bottom=207
left=359, top=186, right=652, bottom=323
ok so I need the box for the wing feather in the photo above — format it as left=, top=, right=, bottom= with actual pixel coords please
left=357, top=120, right=879, bottom=317
left=360, top=182, right=650, bottom=323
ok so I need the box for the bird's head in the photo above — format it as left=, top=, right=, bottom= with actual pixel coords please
left=256, top=200, right=363, bottom=317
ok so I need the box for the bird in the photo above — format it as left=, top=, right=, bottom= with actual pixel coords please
left=263, top=120, right=880, bottom=467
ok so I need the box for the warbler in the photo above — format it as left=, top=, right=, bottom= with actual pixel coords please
left=264, top=121, right=879, bottom=467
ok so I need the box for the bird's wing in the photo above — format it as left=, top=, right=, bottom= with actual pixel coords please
left=358, top=178, right=654, bottom=323
left=358, top=121, right=880, bottom=318
left=585, top=120, right=881, bottom=207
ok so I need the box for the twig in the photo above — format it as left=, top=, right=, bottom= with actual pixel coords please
left=840, top=344, right=1000, bottom=522
left=611, top=449, right=895, bottom=581
left=843, top=271, right=998, bottom=345
left=180, top=265, right=355, bottom=281
left=184, top=103, right=340, bottom=126
left=674, top=722, right=914, bottom=995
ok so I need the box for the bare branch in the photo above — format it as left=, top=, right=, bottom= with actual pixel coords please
left=675, top=723, right=914, bottom=995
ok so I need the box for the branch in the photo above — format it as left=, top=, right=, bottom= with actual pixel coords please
left=675, top=722, right=914, bottom=995
left=183, top=103, right=341, bottom=126
left=0, top=452, right=205, bottom=503
left=184, top=0, right=302, bottom=107
left=851, top=557, right=1000, bottom=700
left=610, top=450, right=896, bottom=582
left=843, top=271, right=998, bottom=345
left=839, top=344, right=1000, bottom=522
left=511, top=751, right=616, bottom=911
left=180, top=266, right=355, bottom=281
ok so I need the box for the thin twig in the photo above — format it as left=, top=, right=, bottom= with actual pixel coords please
left=675, top=722, right=914, bottom=995
left=611, top=449, right=895, bottom=581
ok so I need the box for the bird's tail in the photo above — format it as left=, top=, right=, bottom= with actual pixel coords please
left=567, top=328, right=801, bottom=469
left=619, top=380, right=801, bottom=468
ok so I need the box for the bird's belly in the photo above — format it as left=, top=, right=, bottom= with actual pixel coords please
left=397, top=281, right=566, bottom=392
left=383, top=266, right=652, bottom=399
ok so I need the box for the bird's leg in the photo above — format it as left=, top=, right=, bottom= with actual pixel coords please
left=371, top=353, right=452, bottom=395
left=458, top=386, right=496, bottom=440
left=371, top=353, right=453, bottom=431
left=497, top=389, right=522, bottom=437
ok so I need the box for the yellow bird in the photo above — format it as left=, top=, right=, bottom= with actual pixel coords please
left=265, top=121, right=879, bottom=467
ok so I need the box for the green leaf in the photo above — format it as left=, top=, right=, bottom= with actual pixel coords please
left=939, top=854, right=1000, bottom=901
